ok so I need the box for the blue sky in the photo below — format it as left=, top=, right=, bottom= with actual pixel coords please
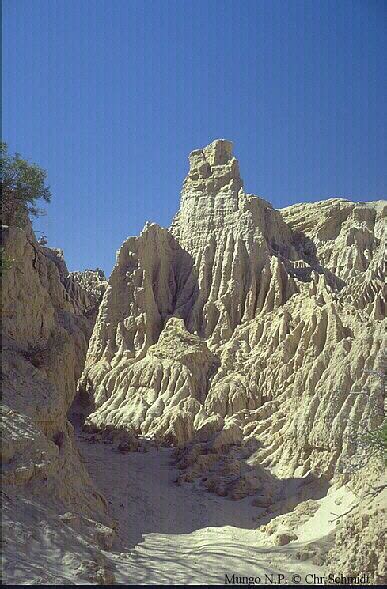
left=3, top=0, right=386, bottom=276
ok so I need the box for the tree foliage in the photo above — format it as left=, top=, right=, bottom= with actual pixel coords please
left=0, top=246, right=13, bottom=276
left=1, top=142, right=51, bottom=227
left=363, top=419, right=387, bottom=465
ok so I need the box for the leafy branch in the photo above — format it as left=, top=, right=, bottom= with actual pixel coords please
left=1, top=142, right=51, bottom=227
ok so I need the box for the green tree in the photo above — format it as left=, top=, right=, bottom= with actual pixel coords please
left=1, top=142, right=51, bottom=227
left=0, top=246, right=13, bottom=276
left=363, top=420, right=387, bottom=465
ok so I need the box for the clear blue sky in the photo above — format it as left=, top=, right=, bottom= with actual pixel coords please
left=3, top=0, right=386, bottom=276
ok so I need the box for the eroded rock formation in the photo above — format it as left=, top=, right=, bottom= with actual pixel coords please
left=2, top=139, right=385, bottom=584
left=78, top=140, right=385, bottom=582
left=323, top=478, right=386, bottom=584
left=82, top=139, right=385, bottom=480
left=1, top=221, right=115, bottom=584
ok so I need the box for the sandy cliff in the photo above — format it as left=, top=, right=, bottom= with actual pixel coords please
left=1, top=222, right=115, bottom=584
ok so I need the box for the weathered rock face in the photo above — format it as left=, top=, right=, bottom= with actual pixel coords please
left=87, top=317, right=220, bottom=443
left=1, top=222, right=115, bottom=584
left=69, top=268, right=108, bottom=320
left=82, top=140, right=385, bottom=484
left=322, top=479, right=386, bottom=584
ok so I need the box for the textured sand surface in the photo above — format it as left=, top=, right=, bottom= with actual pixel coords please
left=76, top=431, right=363, bottom=585
left=1, top=425, right=332, bottom=585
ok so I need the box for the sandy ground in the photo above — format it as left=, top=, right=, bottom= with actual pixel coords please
left=76, top=432, right=355, bottom=585
left=3, top=428, right=358, bottom=585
